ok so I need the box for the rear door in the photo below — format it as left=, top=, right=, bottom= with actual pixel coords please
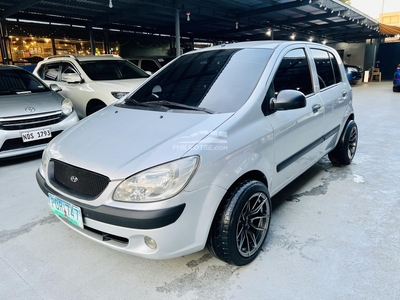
left=267, top=46, right=325, bottom=194
left=309, top=47, right=351, bottom=154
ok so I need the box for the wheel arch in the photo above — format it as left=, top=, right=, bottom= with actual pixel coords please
left=86, top=98, right=107, bottom=115
left=207, top=170, right=269, bottom=233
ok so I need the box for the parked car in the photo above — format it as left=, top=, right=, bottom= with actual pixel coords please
left=36, top=41, right=358, bottom=266
left=0, top=65, right=79, bottom=159
left=393, top=64, right=400, bottom=92
left=344, top=64, right=362, bottom=85
left=33, top=55, right=149, bottom=118
left=127, top=56, right=175, bottom=74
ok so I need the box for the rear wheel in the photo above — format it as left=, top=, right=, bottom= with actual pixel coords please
left=207, top=180, right=271, bottom=266
left=393, top=86, right=400, bottom=92
left=328, top=120, right=358, bottom=165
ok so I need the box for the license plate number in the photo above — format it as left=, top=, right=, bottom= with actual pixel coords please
left=21, top=128, right=51, bottom=142
left=48, top=193, right=84, bottom=229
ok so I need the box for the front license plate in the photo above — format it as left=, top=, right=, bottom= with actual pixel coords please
left=48, top=193, right=84, bottom=229
left=21, top=128, right=51, bottom=143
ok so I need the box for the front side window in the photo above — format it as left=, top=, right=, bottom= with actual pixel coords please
left=79, top=60, right=149, bottom=81
left=121, top=48, right=273, bottom=113
left=273, top=48, right=313, bottom=96
left=60, top=63, right=79, bottom=82
left=0, top=68, right=48, bottom=95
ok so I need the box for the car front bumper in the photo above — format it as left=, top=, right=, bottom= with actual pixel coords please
left=36, top=170, right=227, bottom=259
left=0, top=113, right=79, bottom=159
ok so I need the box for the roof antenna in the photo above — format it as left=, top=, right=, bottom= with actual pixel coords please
left=109, top=0, right=113, bottom=8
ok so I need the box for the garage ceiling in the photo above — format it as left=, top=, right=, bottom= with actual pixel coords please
left=0, top=0, right=384, bottom=43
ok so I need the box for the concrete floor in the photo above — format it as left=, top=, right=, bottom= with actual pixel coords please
left=1, top=81, right=399, bottom=300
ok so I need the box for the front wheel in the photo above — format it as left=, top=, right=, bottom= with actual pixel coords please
left=328, top=120, right=358, bottom=165
left=207, top=180, right=271, bottom=266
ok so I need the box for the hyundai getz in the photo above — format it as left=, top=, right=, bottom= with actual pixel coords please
left=37, top=41, right=358, bottom=266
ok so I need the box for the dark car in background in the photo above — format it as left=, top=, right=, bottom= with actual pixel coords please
left=344, top=64, right=363, bottom=85
left=393, top=64, right=400, bottom=92
left=127, top=56, right=175, bottom=74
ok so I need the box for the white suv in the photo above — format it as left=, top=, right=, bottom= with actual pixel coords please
left=33, top=55, right=149, bottom=118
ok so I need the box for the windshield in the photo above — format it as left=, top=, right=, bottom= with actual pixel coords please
left=0, top=68, right=49, bottom=95
left=121, top=48, right=273, bottom=113
left=79, top=60, right=150, bottom=81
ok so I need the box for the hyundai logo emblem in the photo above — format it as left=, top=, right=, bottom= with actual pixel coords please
left=25, top=107, right=35, bottom=113
left=70, top=176, right=79, bottom=183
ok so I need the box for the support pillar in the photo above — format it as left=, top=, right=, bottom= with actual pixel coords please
left=89, top=27, right=95, bottom=55
left=0, top=21, right=10, bottom=64
left=175, top=9, right=181, bottom=57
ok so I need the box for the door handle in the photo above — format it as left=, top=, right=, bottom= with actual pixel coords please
left=312, top=104, right=321, bottom=113
left=342, top=90, right=348, bottom=98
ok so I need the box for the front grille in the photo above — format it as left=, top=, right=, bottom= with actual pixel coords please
left=50, top=159, right=110, bottom=199
left=0, top=112, right=63, bottom=130
left=0, top=131, right=62, bottom=152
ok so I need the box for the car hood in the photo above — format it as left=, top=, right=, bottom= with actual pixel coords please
left=91, top=78, right=147, bottom=91
left=50, top=106, right=233, bottom=180
left=0, top=91, right=63, bottom=118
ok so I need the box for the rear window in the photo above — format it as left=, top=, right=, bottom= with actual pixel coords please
left=123, top=48, right=273, bottom=113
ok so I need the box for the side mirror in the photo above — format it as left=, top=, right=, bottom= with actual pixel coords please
left=270, top=90, right=306, bottom=111
left=49, top=84, right=62, bottom=92
left=62, top=73, right=83, bottom=84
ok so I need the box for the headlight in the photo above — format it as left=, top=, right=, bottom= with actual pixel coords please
left=113, top=156, right=199, bottom=202
left=61, top=98, right=73, bottom=115
left=111, top=92, right=129, bottom=99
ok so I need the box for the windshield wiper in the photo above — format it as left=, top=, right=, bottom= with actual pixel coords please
left=120, top=99, right=169, bottom=111
left=142, top=100, right=214, bottom=114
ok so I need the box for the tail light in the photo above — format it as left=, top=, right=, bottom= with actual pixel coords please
left=397, top=64, right=400, bottom=70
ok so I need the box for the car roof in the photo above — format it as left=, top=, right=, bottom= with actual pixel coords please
left=42, top=54, right=125, bottom=62
left=192, top=40, right=334, bottom=53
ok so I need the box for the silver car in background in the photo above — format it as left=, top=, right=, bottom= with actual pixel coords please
left=0, top=65, right=79, bottom=159
left=36, top=41, right=358, bottom=265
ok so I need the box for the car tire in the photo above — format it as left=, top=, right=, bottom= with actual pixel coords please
left=207, top=180, right=271, bottom=266
left=393, top=86, right=400, bottom=92
left=87, top=102, right=107, bottom=116
left=328, top=120, right=358, bottom=165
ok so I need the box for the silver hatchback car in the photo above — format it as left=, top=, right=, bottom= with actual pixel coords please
left=0, top=65, right=79, bottom=159
left=36, top=41, right=358, bottom=265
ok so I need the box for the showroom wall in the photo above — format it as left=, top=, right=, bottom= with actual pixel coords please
left=329, top=42, right=367, bottom=69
